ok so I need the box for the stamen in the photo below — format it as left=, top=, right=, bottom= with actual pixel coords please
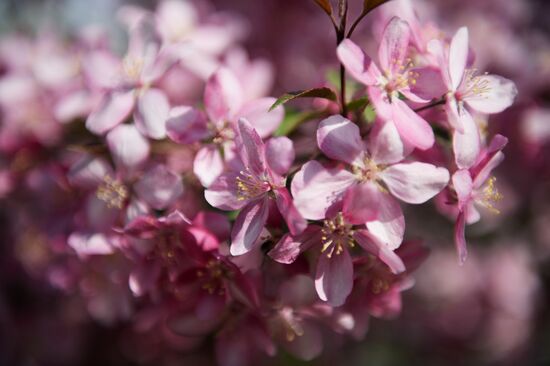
left=235, top=169, right=270, bottom=201
left=320, top=213, right=354, bottom=258
left=463, top=69, right=491, bottom=99
left=477, top=176, right=503, bottom=214
left=122, top=57, right=143, bottom=81
left=96, top=175, right=128, bottom=209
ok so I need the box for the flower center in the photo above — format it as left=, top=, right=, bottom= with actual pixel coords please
left=475, top=176, right=503, bottom=214
left=122, top=56, right=143, bottom=81
left=196, top=260, right=226, bottom=295
left=96, top=175, right=128, bottom=209
left=352, top=157, right=380, bottom=182
left=381, top=58, right=418, bottom=99
left=460, top=69, right=491, bottom=99
left=279, top=307, right=304, bottom=342
left=321, top=213, right=355, bottom=258
left=236, top=169, right=271, bottom=201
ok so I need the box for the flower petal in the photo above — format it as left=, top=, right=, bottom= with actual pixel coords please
left=134, top=88, right=170, bottom=139
left=166, top=105, right=209, bottom=144
left=315, top=248, right=353, bottom=307
left=368, top=120, right=409, bottom=165
left=453, top=110, right=480, bottom=169
left=465, top=75, right=517, bottom=114
left=337, top=39, right=381, bottom=86
left=342, top=183, right=380, bottom=224
left=265, top=136, right=295, bottom=175
left=106, top=124, right=150, bottom=168
left=365, top=190, right=404, bottom=250
left=380, top=162, right=450, bottom=204
left=291, top=161, right=356, bottom=220
left=204, top=67, right=243, bottom=123
left=391, top=98, right=434, bottom=150
left=193, top=145, right=225, bottom=188
left=449, top=27, right=468, bottom=91
left=454, top=211, right=468, bottom=265
left=204, top=172, right=246, bottom=211
left=268, top=226, right=322, bottom=264
left=317, top=115, right=364, bottom=164
left=134, top=164, right=183, bottom=210
left=378, top=17, right=411, bottom=76
left=237, top=118, right=266, bottom=176
left=274, top=187, right=307, bottom=235
left=86, top=91, right=134, bottom=135
left=354, top=230, right=405, bottom=274
left=452, top=170, right=473, bottom=210
left=230, top=198, right=270, bottom=256
left=236, top=97, right=284, bottom=138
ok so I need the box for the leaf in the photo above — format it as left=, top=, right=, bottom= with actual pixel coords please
left=363, top=0, right=391, bottom=14
left=269, top=87, right=337, bottom=111
left=346, top=96, right=369, bottom=112
left=363, top=104, right=376, bottom=123
left=274, top=110, right=326, bottom=137
left=313, top=0, right=333, bottom=15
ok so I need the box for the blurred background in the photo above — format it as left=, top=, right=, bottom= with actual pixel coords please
left=0, top=0, right=549, bottom=365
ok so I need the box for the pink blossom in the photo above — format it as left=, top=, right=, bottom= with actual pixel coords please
left=205, top=118, right=306, bottom=255
left=292, top=115, right=449, bottom=248
left=337, top=17, right=435, bottom=150
left=451, top=135, right=508, bottom=264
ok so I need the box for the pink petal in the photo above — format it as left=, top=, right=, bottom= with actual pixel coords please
left=282, top=321, right=323, bottom=361
left=230, top=198, right=270, bottom=256
left=378, top=17, right=411, bottom=76
left=204, top=172, right=246, bottom=210
left=86, top=91, right=134, bottom=135
left=453, top=110, right=480, bottom=169
left=237, top=97, right=284, bottom=138
left=166, top=105, right=209, bottom=144
left=336, top=39, right=381, bottom=86
left=473, top=152, right=504, bottom=189
left=265, top=136, right=295, bottom=175
left=268, top=226, right=322, bottom=264
left=452, top=170, right=473, bottom=210
left=365, top=189, right=404, bottom=250
left=342, top=183, right=380, bottom=224
left=193, top=145, right=225, bottom=188
left=315, top=248, right=353, bottom=307
left=134, top=88, right=170, bottom=139
left=464, top=75, right=517, bottom=114
left=68, top=232, right=114, bottom=258
left=204, top=67, right=243, bottom=123
left=68, top=156, right=113, bottom=189
left=317, top=115, right=364, bottom=164
left=193, top=211, right=231, bottom=242
left=449, top=27, right=469, bottom=91
left=274, top=188, right=307, bottom=236
left=291, top=161, right=356, bottom=220
left=106, top=124, right=150, bottom=168
left=380, top=162, right=450, bottom=204
left=454, top=211, right=468, bottom=265
left=354, top=230, right=406, bottom=274
left=408, top=66, right=447, bottom=101
left=237, top=118, right=266, bottom=176
left=134, top=164, right=183, bottom=210
left=368, top=120, right=409, bottom=165
left=391, top=98, right=434, bottom=150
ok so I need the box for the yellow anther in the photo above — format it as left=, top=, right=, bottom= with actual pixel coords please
left=478, top=176, right=502, bottom=214
left=96, top=175, right=128, bottom=209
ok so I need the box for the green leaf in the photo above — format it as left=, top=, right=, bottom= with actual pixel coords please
left=269, top=87, right=337, bottom=111
left=274, top=110, right=326, bottom=137
left=346, top=96, right=369, bottom=112
left=313, top=0, right=333, bottom=15
left=363, top=104, right=376, bottom=123
left=363, top=0, right=391, bottom=13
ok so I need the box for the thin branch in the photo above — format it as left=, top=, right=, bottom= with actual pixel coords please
left=346, top=10, right=368, bottom=38
left=414, top=98, right=446, bottom=113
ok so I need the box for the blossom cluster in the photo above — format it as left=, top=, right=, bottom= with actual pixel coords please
left=0, top=0, right=519, bottom=364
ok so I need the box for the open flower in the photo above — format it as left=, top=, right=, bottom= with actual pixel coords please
left=452, top=135, right=508, bottom=264
left=337, top=17, right=435, bottom=150
left=166, top=67, right=284, bottom=187
left=269, top=204, right=407, bottom=307
left=205, top=118, right=306, bottom=255
left=429, top=27, right=517, bottom=168
left=292, top=115, right=449, bottom=248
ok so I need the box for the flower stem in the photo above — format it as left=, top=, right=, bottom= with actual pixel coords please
left=414, top=97, right=446, bottom=113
